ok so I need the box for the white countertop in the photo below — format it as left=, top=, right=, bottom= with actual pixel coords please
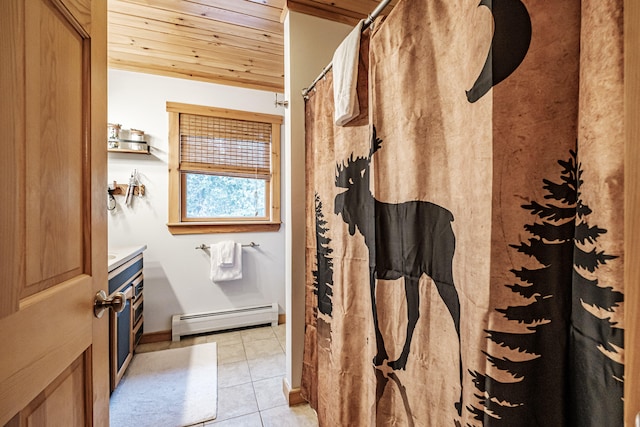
left=108, top=245, right=147, bottom=272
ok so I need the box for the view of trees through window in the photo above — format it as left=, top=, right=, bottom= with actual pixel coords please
left=185, top=173, right=266, bottom=218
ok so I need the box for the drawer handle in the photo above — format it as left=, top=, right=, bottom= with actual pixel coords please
left=94, top=290, right=126, bottom=318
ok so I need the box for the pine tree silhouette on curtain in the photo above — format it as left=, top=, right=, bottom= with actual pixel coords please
left=468, top=150, right=622, bottom=426
left=313, top=194, right=334, bottom=317
left=569, top=151, right=623, bottom=426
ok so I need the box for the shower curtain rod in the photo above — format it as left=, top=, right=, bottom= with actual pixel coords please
left=301, top=0, right=392, bottom=98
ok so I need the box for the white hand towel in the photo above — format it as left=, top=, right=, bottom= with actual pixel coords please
left=219, top=240, right=236, bottom=266
left=210, top=243, right=243, bottom=282
left=332, top=19, right=364, bottom=126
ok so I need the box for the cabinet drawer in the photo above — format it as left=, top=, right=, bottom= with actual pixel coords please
left=132, top=295, right=143, bottom=326
left=132, top=274, right=143, bottom=299
left=133, top=317, right=144, bottom=348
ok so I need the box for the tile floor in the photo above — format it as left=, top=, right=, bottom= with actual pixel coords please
left=132, top=324, right=318, bottom=427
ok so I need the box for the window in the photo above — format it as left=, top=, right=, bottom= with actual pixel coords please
left=166, top=102, right=282, bottom=234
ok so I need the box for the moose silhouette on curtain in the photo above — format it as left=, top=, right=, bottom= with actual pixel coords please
left=334, top=126, right=464, bottom=414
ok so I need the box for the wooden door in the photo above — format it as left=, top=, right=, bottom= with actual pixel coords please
left=625, top=1, right=640, bottom=425
left=0, top=0, right=108, bottom=425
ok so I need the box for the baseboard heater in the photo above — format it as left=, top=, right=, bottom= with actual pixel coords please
left=171, top=303, right=279, bottom=342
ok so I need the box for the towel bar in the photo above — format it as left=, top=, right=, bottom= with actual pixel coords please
left=195, top=242, right=259, bottom=250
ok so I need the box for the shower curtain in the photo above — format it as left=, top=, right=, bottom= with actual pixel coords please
left=303, top=0, right=624, bottom=426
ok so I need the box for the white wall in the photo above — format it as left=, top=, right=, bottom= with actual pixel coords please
left=108, top=69, right=286, bottom=333
left=283, top=11, right=352, bottom=392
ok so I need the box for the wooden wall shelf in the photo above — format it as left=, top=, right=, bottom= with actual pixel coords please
left=108, top=148, right=150, bottom=154
left=108, top=139, right=149, bottom=154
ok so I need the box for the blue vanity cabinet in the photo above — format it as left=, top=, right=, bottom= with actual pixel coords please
left=108, top=252, right=144, bottom=391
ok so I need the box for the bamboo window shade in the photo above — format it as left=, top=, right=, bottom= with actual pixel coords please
left=179, top=113, right=272, bottom=179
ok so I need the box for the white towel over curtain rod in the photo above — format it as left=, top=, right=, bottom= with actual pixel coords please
left=301, top=0, right=393, bottom=98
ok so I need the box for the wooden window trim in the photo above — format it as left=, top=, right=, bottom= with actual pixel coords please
left=167, top=102, right=282, bottom=235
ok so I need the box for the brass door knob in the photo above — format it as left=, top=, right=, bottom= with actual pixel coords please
left=94, top=290, right=126, bottom=318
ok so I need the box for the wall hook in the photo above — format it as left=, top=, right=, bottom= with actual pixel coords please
left=275, top=93, right=289, bottom=108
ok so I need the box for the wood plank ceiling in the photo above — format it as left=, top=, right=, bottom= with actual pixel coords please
left=107, top=0, right=397, bottom=92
